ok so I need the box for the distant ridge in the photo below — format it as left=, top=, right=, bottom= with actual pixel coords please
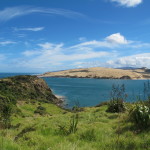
left=39, top=67, right=150, bottom=79
left=118, top=67, right=149, bottom=70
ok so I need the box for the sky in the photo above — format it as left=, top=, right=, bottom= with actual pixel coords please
left=0, top=0, right=150, bottom=73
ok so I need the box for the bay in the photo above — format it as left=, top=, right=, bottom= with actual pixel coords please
left=43, top=77, right=148, bottom=108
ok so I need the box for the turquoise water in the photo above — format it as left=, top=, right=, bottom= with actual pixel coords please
left=43, top=77, right=147, bottom=108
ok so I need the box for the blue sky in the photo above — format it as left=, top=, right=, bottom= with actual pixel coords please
left=0, top=0, right=150, bottom=73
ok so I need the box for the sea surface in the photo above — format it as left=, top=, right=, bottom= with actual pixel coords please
left=43, top=77, right=148, bottom=108
left=0, top=73, right=148, bottom=108
left=0, top=73, right=37, bottom=79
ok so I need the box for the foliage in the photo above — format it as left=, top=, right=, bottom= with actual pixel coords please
left=107, top=84, right=127, bottom=113
left=0, top=102, right=149, bottom=150
left=129, top=104, right=150, bottom=129
left=34, top=106, right=46, bottom=115
left=69, top=114, right=79, bottom=134
left=0, top=95, right=13, bottom=128
left=107, top=99, right=126, bottom=113
left=58, top=113, right=79, bottom=135
left=0, top=75, right=59, bottom=104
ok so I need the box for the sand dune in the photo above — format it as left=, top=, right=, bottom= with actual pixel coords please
left=39, top=67, right=150, bottom=79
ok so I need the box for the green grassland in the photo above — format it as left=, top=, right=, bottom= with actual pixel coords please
left=0, top=76, right=150, bottom=150
left=0, top=101, right=150, bottom=150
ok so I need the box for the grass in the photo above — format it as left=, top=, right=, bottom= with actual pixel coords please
left=0, top=101, right=150, bottom=150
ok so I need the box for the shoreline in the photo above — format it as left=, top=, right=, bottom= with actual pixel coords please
left=39, top=75, right=150, bottom=80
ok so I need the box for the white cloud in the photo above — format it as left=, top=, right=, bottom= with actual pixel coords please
left=38, top=42, right=64, bottom=50
left=107, top=53, right=150, bottom=68
left=21, top=42, right=112, bottom=69
left=105, top=33, right=129, bottom=44
left=73, top=33, right=130, bottom=49
left=14, top=27, right=44, bottom=32
left=110, top=0, right=143, bottom=7
left=8, top=33, right=150, bottom=71
left=0, top=6, right=85, bottom=22
left=19, top=33, right=139, bottom=70
left=0, top=41, right=16, bottom=46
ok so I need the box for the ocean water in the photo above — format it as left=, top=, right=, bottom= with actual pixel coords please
left=0, top=73, right=148, bottom=108
left=0, top=73, right=38, bottom=79
left=43, top=77, right=148, bottom=108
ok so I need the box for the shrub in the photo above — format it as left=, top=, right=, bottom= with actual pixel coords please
left=0, top=95, right=13, bottom=128
left=107, top=99, right=126, bottom=113
left=129, top=104, right=150, bottom=129
left=57, top=114, right=79, bottom=135
left=69, top=114, right=78, bottom=134
left=34, top=106, right=46, bottom=115
left=107, top=84, right=127, bottom=113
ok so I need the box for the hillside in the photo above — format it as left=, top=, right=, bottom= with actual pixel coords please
left=39, top=67, right=150, bottom=79
left=0, top=75, right=150, bottom=150
left=0, top=75, right=61, bottom=105
left=0, top=98, right=150, bottom=150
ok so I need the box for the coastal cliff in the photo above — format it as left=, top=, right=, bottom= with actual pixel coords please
left=39, top=67, right=150, bottom=79
left=0, top=75, right=61, bottom=105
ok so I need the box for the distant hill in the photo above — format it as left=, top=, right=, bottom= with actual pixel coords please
left=39, top=67, right=150, bottom=79
left=117, top=67, right=138, bottom=70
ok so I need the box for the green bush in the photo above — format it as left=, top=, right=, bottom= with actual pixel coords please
left=57, top=114, right=79, bottom=136
left=107, top=99, right=126, bottom=113
left=129, top=104, right=150, bottom=129
left=107, top=84, right=127, bottom=113
left=0, top=95, right=13, bottom=128
left=34, top=106, right=46, bottom=115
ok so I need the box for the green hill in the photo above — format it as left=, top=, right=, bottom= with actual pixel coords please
left=0, top=75, right=149, bottom=150
left=0, top=75, right=61, bottom=105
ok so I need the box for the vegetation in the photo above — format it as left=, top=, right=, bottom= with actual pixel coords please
left=0, top=76, right=149, bottom=150
left=107, top=84, right=127, bottom=113
left=129, top=103, right=150, bottom=130
left=0, top=95, right=13, bottom=129
left=0, top=75, right=60, bottom=104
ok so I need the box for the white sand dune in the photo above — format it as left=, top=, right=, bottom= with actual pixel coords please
left=39, top=67, right=150, bottom=79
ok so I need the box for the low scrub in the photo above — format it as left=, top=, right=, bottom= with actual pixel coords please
left=34, top=106, right=46, bottom=115
left=57, top=114, right=79, bottom=135
left=0, top=95, right=13, bottom=129
left=107, top=84, right=127, bottom=113
left=129, top=104, right=150, bottom=130
left=107, top=99, right=126, bottom=113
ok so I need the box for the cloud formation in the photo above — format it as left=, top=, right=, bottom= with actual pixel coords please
left=18, top=33, right=147, bottom=70
left=73, top=33, right=130, bottom=49
left=105, top=33, right=129, bottom=44
left=0, top=6, right=85, bottom=22
left=14, top=27, right=44, bottom=32
left=110, top=0, right=143, bottom=7
left=21, top=41, right=111, bottom=70
left=2, top=33, right=150, bottom=71
left=0, top=41, right=16, bottom=46
left=107, top=53, right=150, bottom=68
